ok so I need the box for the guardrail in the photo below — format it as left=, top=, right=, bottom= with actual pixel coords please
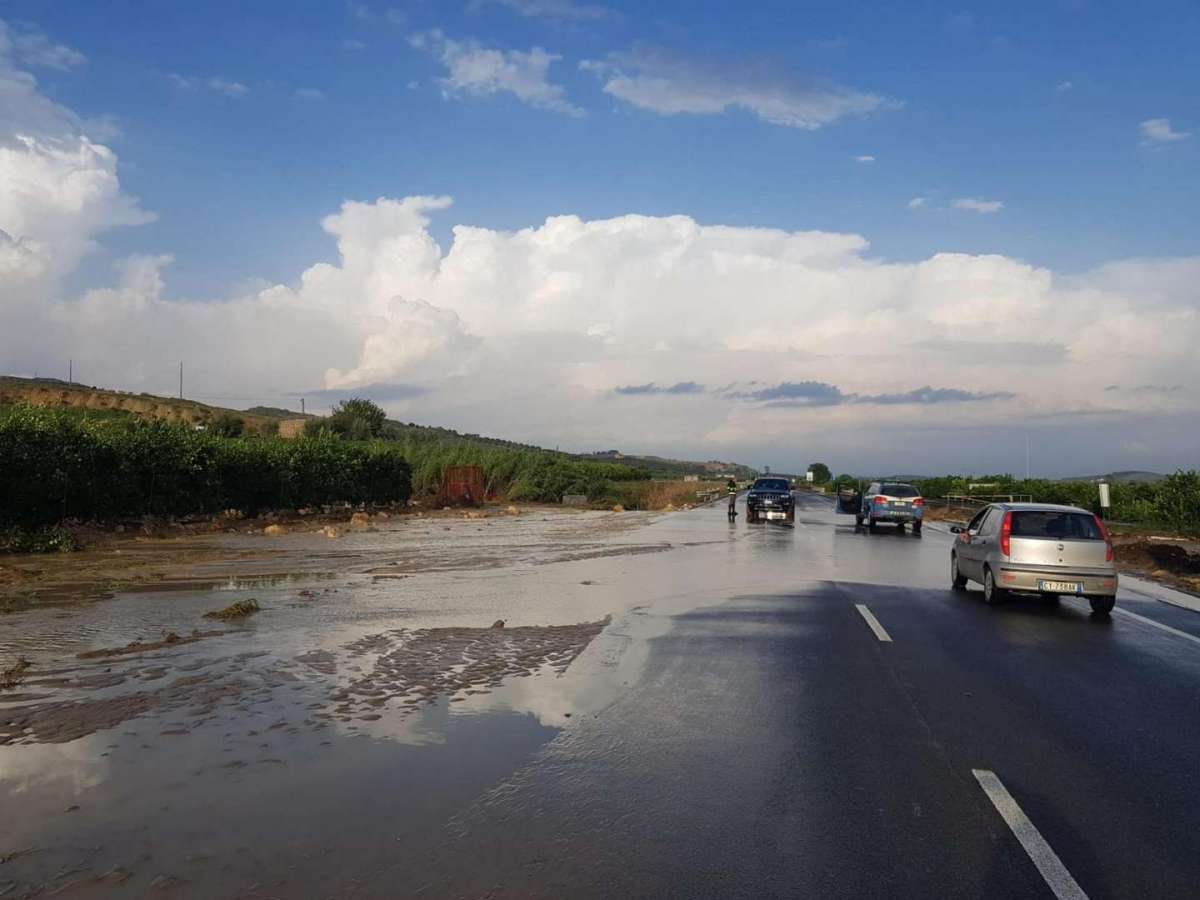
left=937, top=493, right=1035, bottom=509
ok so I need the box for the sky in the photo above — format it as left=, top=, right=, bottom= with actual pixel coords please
left=1, top=0, right=1197, bottom=477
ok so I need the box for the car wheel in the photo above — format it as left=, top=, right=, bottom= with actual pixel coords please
left=1089, top=596, right=1116, bottom=616
left=912, top=521, right=922, bottom=535
left=896, top=522, right=905, bottom=533
left=983, top=567, right=1007, bottom=605
left=855, top=515, right=863, bottom=527
left=785, top=509, right=795, bottom=524
left=868, top=517, right=878, bottom=532
left=951, top=555, right=968, bottom=590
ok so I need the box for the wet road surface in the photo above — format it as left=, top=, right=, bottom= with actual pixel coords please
left=3, top=496, right=1199, bottom=898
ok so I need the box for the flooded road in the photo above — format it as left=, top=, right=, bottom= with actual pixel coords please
left=3, top=497, right=1200, bottom=898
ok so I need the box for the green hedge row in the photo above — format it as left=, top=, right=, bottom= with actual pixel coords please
left=912, top=472, right=1200, bottom=535
left=0, top=406, right=412, bottom=527
left=390, top=438, right=651, bottom=502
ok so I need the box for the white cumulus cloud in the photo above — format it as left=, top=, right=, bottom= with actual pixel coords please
left=907, top=197, right=927, bottom=209
left=581, top=46, right=899, bottom=130
left=854, top=154, right=875, bottom=163
left=409, top=30, right=582, bottom=116
left=3, top=19, right=1199, bottom=473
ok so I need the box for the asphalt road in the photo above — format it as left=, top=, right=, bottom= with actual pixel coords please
left=383, top=492, right=1200, bottom=899
left=6, top=495, right=1200, bottom=899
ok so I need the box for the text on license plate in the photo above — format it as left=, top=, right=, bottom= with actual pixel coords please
left=1039, top=580, right=1082, bottom=593
left=767, top=511, right=786, bottom=519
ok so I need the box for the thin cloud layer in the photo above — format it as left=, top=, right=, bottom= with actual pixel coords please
left=1140, top=117, right=1189, bottom=143
left=410, top=29, right=582, bottom=116
left=581, top=46, right=898, bottom=129
left=478, top=0, right=611, bottom=21
left=952, top=197, right=1003, bottom=214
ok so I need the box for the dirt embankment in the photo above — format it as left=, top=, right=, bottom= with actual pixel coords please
left=1111, top=537, right=1200, bottom=595
left=0, top=379, right=282, bottom=433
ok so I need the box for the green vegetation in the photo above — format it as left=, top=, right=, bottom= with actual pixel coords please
left=0, top=526, right=79, bottom=554
left=0, top=405, right=412, bottom=530
left=208, top=411, right=245, bottom=437
left=807, top=462, right=831, bottom=484
left=914, top=471, right=1200, bottom=535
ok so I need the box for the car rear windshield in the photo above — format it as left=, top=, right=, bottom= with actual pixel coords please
left=1010, top=511, right=1103, bottom=540
left=880, top=483, right=920, bottom=498
left=754, top=479, right=790, bottom=492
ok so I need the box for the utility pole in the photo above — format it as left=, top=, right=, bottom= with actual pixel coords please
left=301, top=398, right=306, bottom=415
left=1025, top=434, right=1030, bottom=480
left=179, top=362, right=183, bottom=400
left=68, top=359, right=72, bottom=385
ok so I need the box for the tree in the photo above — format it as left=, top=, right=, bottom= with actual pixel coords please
left=832, top=473, right=857, bottom=490
left=209, top=412, right=244, bottom=437
left=328, top=398, right=387, bottom=440
left=807, top=462, right=831, bottom=484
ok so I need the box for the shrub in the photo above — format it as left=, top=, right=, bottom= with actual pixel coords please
left=0, top=405, right=411, bottom=528
left=209, top=412, right=244, bottom=437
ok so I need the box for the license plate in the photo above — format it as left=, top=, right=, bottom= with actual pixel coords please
left=767, top=511, right=786, bottom=520
left=892, top=501, right=909, bottom=507
left=1039, top=580, right=1082, bottom=593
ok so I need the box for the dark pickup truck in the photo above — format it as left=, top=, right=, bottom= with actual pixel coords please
left=746, top=477, right=795, bottom=524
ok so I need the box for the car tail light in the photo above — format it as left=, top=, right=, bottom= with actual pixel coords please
left=873, top=496, right=887, bottom=505
left=913, top=498, right=925, bottom=507
left=999, top=511, right=1012, bottom=557
left=1094, top=515, right=1114, bottom=562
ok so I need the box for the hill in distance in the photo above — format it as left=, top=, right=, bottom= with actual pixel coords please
left=0, top=375, right=752, bottom=479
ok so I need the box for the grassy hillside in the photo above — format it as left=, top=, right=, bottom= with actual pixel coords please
left=575, top=450, right=756, bottom=481
left=1, top=375, right=754, bottom=478
left=0, top=377, right=285, bottom=434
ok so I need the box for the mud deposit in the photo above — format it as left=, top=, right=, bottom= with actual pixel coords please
left=0, top=507, right=666, bottom=897
left=330, top=619, right=610, bottom=718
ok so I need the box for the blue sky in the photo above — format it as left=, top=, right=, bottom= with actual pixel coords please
left=1, top=1, right=1197, bottom=475
left=15, top=0, right=1198, bottom=297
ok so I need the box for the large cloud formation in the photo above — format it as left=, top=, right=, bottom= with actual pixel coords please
left=1, top=23, right=1197, bottom=473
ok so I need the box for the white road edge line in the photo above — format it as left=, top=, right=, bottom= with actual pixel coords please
left=1113, top=607, right=1200, bottom=647
left=972, top=769, right=1089, bottom=900
left=854, top=604, right=892, bottom=642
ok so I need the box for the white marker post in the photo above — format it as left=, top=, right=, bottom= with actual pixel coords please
left=1098, top=483, right=1111, bottom=520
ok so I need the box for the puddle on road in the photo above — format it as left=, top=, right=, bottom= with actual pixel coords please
left=0, top=502, right=893, bottom=897
left=0, top=508, right=685, bottom=896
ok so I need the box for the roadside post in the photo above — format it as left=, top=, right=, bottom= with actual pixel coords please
left=806, top=470, right=815, bottom=484
left=1098, top=482, right=1111, bottom=520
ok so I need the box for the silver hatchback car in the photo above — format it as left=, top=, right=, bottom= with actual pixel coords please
left=950, top=502, right=1118, bottom=614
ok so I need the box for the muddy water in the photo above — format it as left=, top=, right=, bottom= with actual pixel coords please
left=0, top=501, right=953, bottom=897
left=0, top=508, right=718, bottom=897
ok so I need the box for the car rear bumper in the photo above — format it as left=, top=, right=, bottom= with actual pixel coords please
left=869, top=509, right=924, bottom=522
left=996, top=564, right=1118, bottom=596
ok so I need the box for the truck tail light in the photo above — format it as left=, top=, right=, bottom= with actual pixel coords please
left=1094, top=515, right=1114, bottom=562
left=873, top=496, right=887, bottom=505
left=913, top=498, right=925, bottom=507
left=999, top=511, right=1012, bottom=557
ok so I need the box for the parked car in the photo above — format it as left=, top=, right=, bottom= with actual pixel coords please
left=950, top=503, right=1118, bottom=614
left=745, top=477, right=794, bottom=523
left=845, top=482, right=925, bottom=533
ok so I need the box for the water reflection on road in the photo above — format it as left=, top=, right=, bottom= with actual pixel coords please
left=0, top=497, right=949, bottom=896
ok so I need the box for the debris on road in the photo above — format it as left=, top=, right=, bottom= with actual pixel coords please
left=203, top=598, right=261, bottom=620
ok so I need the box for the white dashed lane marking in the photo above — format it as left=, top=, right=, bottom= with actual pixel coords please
left=973, top=769, right=1089, bottom=900
left=854, top=604, right=893, bottom=642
